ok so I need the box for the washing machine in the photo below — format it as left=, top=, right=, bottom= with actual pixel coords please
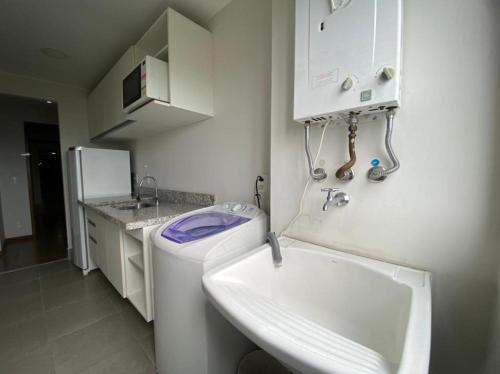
left=152, top=202, right=268, bottom=374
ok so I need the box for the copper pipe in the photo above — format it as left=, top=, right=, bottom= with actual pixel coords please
left=335, top=115, right=358, bottom=180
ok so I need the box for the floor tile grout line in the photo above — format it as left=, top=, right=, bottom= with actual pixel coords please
left=40, top=278, right=51, bottom=353
left=0, top=260, right=77, bottom=291
left=41, top=280, right=113, bottom=312
left=0, top=257, right=70, bottom=275
left=48, top=340, right=57, bottom=374
left=54, top=314, right=141, bottom=374
left=113, top=304, right=155, bottom=357
left=126, top=321, right=156, bottom=368
left=42, top=295, right=59, bottom=374
left=46, top=302, right=121, bottom=372
left=117, top=303, right=156, bottom=367
left=0, top=270, right=42, bottom=289
left=39, top=266, right=119, bottom=344
left=40, top=278, right=48, bottom=312
left=141, top=335, right=157, bottom=367
left=47, top=307, right=120, bottom=343
left=47, top=288, right=63, bottom=373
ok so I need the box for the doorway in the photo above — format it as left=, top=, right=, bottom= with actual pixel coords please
left=0, top=95, right=67, bottom=271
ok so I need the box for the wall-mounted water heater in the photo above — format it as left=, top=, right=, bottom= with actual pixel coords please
left=294, top=0, right=403, bottom=124
left=294, top=0, right=403, bottom=184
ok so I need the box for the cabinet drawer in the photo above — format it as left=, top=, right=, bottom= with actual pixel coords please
left=87, top=216, right=98, bottom=238
left=86, top=210, right=99, bottom=238
left=88, top=233, right=99, bottom=264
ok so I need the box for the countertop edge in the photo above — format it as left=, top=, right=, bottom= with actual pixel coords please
left=79, top=200, right=207, bottom=231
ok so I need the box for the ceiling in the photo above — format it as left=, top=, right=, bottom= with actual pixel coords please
left=0, top=0, right=231, bottom=90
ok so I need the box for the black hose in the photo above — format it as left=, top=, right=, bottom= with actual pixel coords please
left=255, top=176, right=264, bottom=209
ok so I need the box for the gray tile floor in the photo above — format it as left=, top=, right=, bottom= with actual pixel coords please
left=0, top=259, right=156, bottom=374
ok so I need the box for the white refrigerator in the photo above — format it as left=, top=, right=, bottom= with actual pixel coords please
left=67, top=147, right=131, bottom=272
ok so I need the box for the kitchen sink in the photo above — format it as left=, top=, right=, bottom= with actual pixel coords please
left=111, top=201, right=156, bottom=210
left=202, top=238, right=432, bottom=374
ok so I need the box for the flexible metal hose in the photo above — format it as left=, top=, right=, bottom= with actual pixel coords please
left=383, top=109, right=400, bottom=175
left=304, top=124, right=327, bottom=181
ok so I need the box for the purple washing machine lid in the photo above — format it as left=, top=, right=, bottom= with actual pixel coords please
left=161, top=212, right=251, bottom=244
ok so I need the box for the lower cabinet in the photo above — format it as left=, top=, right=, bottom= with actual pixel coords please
left=85, top=207, right=157, bottom=321
left=85, top=209, right=126, bottom=297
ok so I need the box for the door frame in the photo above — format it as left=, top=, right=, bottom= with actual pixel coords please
left=23, top=121, right=60, bottom=238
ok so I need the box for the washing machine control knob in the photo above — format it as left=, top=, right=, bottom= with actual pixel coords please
left=231, top=203, right=246, bottom=212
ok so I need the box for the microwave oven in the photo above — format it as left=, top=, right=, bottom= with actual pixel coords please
left=122, top=56, right=170, bottom=113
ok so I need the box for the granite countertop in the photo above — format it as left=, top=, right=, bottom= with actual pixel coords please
left=79, top=190, right=215, bottom=231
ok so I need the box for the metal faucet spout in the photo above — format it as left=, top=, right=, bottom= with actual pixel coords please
left=322, top=201, right=330, bottom=212
left=321, top=187, right=338, bottom=211
left=138, top=176, right=159, bottom=206
left=266, top=232, right=282, bottom=267
left=321, top=187, right=349, bottom=210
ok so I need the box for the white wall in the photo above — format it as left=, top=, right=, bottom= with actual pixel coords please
left=0, top=71, right=90, bottom=249
left=0, top=95, right=58, bottom=238
left=130, top=0, right=271, bottom=209
left=271, top=0, right=500, bottom=373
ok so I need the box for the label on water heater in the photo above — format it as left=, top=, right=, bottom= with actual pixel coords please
left=311, top=68, right=339, bottom=89
left=360, top=89, right=372, bottom=102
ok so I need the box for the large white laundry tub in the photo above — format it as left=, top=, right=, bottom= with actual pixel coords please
left=203, top=238, right=432, bottom=374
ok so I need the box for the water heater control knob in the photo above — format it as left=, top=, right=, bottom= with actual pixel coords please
left=341, top=77, right=354, bottom=91
left=381, top=67, right=395, bottom=81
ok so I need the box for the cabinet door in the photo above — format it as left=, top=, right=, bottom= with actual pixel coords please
left=103, top=219, right=125, bottom=297
left=87, top=46, right=136, bottom=139
left=167, top=8, right=214, bottom=116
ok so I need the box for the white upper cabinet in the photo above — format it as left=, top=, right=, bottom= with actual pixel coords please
left=87, top=8, right=214, bottom=142
left=87, top=47, right=136, bottom=139
left=166, top=8, right=214, bottom=117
